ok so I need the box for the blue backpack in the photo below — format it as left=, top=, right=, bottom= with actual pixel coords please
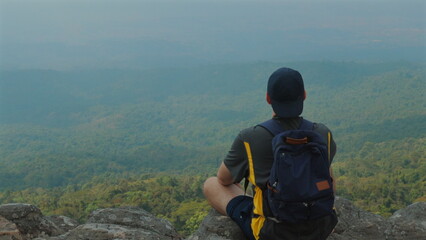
left=259, top=119, right=335, bottom=223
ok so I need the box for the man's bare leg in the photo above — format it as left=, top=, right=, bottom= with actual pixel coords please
left=203, top=177, right=245, bottom=215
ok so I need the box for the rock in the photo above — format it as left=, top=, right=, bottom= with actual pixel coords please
left=87, top=207, right=180, bottom=239
left=385, top=202, right=426, bottom=240
left=186, top=209, right=245, bottom=240
left=329, top=197, right=388, bottom=240
left=56, top=223, right=174, bottom=240
left=0, top=204, right=61, bottom=239
left=189, top=198, right=426, bottom=240
left=0, top=215, right=23, bottom=240
left=0, top=203, right=183, bottom=240
left=44, top=216, right=78, bottom=234
left=2, top=199, right=426, bottom=240
left=50, top=206, right=182, bottom=240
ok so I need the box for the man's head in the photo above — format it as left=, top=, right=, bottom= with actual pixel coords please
left=266, top=67, right=305, bottom=118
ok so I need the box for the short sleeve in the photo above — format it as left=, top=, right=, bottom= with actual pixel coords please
left=223, top=131, right=249, bottom=183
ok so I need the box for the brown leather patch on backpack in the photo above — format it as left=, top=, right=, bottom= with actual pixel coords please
left=316, top=180, right=330, bottom=191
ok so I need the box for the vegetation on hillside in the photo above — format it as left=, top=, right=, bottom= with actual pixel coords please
left=0, top=174, right=209, bottom=236
left=334, top=137, right=426, bottom=216
left=0, top=61, right=425, bottom=234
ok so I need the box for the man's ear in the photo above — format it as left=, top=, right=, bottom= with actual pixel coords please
left=304, top=91, right=307, bottom=100
left=266, top=92, right=272, bottom=104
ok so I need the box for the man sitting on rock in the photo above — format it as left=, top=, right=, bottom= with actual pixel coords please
left=203, top=67, right=338, bottom=240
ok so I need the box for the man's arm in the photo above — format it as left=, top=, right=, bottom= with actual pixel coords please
left=217, top=162, right=234, bottom=186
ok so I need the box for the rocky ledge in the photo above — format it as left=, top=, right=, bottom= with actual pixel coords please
left=0, top=197, right=425, bottom=240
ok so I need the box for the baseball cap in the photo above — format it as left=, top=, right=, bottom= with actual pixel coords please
left=267, top=67, right=305, bottom=118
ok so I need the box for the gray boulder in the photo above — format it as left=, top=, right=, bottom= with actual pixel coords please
left=385, top=201, right=426, bottom=240
left=86, top=207, right=181, bottom=239
left=0, top=215, right=23, bottom=240
left=0, top=204, right=61, bottom=240
left=186, top=209, right=244, bottom=240
left=2, top=199, right=426, bottom=240
left=0, top=203, right=182, bottom=240
left=44, top=216, right=78, bottom=234
left=53, top=223, right=175, bottom=240
left=83, top=207, right=181, bottom=240
left=189, top=198, right=426, bottom=240
left=50, top=206, right=182, bottom=240
left=329, top=197, right=388, bottom=240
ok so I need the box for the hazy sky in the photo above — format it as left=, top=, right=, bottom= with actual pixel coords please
left=1, top=0, right=425, bottom=70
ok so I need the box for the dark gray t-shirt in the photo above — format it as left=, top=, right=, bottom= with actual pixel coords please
left=223, top=117, right=336, bottom=189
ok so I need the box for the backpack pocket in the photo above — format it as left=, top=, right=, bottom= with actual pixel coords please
left=267, top=193, right=335, bottom=223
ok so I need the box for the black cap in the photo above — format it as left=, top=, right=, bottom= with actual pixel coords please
left=267, top=67, right=305, bottom=118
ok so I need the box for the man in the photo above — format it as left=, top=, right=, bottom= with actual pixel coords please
left=203, top=67, right=338, bottom=240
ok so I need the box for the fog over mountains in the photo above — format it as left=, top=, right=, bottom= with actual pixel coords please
left=0, top=1, right=425, bottom=232
left=1, top=0, right=425, bottom=70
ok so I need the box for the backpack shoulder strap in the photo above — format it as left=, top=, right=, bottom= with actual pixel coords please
left=258, top=119, right=285, bottom=136
left=301, top=119, right=332, bottom=163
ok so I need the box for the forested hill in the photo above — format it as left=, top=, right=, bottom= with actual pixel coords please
left=0, top=61, right=425, bottom=216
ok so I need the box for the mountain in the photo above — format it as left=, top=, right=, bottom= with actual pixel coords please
left=0, top=61, right=425, bottom=216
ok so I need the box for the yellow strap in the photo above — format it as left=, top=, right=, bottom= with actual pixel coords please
left=244, top=142, right=256, bottom=187
left=251, top=187, right=266, bottom=240
left=244, top=142, right=265, bottom=240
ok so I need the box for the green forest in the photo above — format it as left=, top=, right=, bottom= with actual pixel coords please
left=0, top=174, right=209, bottom=236
left=0, top=61, right=425, bottom=235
